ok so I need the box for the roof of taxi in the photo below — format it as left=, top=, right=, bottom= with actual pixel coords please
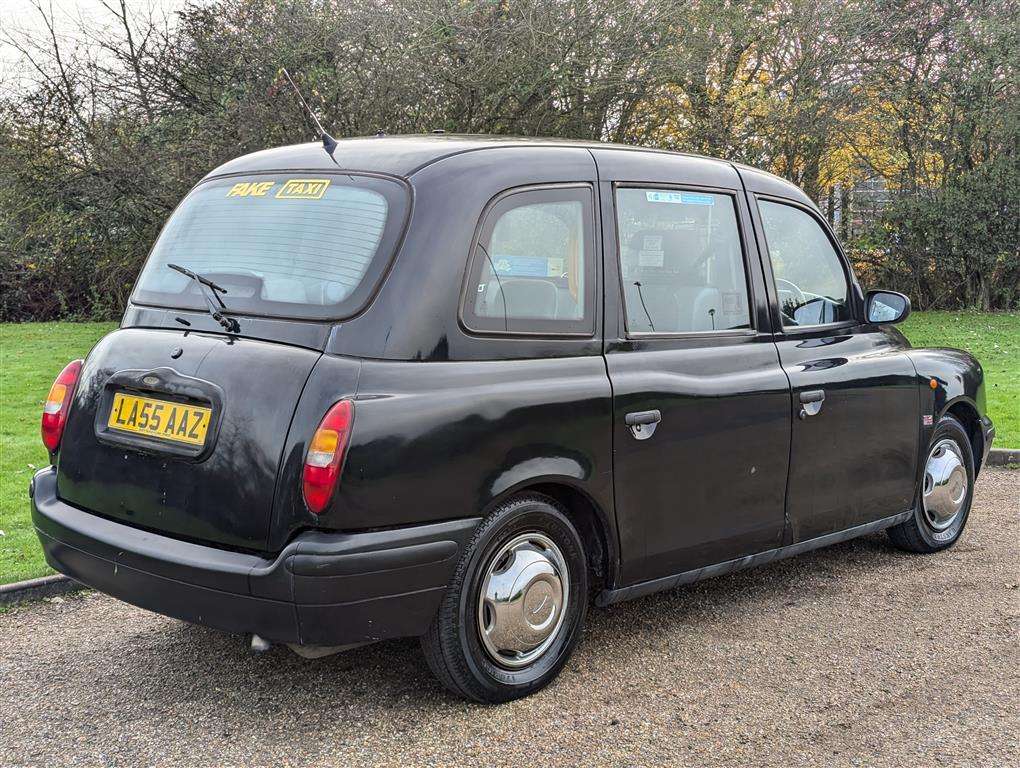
left=204, top=134, right=811, bottom=204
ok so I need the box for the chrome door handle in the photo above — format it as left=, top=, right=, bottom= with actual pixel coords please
left=799, top=390, right=825, bottom=419
left=625, top=409, right=661, bottom=440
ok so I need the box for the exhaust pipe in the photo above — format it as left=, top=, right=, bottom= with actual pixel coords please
left=249, top=634, right=273, bottom=653
left=248, top=633, right=373, bottom=658
left=286, top=641, right=373, bottom=659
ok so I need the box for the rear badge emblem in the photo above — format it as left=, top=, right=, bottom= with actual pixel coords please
left=170, top=347, right=183, bottom=359
left=142, top=375, right=160, bottom=386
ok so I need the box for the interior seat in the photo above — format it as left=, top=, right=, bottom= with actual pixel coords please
left=482, top=277, right=560, bottom=320
left=625, top=228, right=722, bottom=333
left=261, top=277, right=308, bottom=303
left=502, top=278, right=560, bottom=319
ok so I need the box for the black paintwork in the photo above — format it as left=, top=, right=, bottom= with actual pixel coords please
left=32, top=467, right=478, bottom=644
left=35, top=136, right=993, bottom=647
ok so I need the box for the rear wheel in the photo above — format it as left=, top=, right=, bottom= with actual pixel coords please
left=888, top=414, right=974, bottom=553
left=421, top=494, right=588, bottom=703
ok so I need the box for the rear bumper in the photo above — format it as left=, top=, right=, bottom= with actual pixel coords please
left=31, top=467, right=478, bottom=645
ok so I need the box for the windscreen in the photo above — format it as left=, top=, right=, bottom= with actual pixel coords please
left=132, top=173, right=408, bottom=319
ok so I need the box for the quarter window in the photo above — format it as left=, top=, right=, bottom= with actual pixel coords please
left=758, top=200, right=852, bottom=327
left=615, top=188, right=752, bottom=334
left=463, top=186, right=594, bottom=334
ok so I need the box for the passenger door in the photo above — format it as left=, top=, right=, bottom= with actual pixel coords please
left=599, top=162, right=791, bottom=585
left=749, top=193, right=919, bottom=542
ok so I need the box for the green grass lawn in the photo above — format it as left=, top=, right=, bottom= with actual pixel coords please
left=900, top=311, right=1019, bottom=449
left=1, top=322, right=117, bottom=583
left=1, top=313, right=1017, bottom=585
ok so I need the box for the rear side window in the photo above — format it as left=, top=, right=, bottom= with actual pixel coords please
left=757, top=200, right=852, bottom=327
left=462, top=186, right=595, bottom=335
left=132, top=173, right=409, bottom=320
left=615, top=188, right=752, bottom=334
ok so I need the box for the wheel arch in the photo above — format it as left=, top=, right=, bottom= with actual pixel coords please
left=942, top=396, right=986, bottom=475
left=906, top=346, right=989, bottom=477
left=485, top=476, right=618, bottom=593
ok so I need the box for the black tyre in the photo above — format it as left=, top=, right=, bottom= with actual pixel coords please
left=888, top=414, right=975, bottom=553
left=421, top=494, right=589, bottom=703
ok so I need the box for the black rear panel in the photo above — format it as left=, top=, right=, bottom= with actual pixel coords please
left=56, top=328, right=322, bottom=551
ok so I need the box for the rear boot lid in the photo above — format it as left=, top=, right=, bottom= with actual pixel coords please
left=56, top=328, right=323, bottom=551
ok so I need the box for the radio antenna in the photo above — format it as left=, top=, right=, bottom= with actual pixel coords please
left=280, top=67, right=338, bottom=160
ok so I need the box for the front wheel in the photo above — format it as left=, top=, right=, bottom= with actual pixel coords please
left=888, top=414, right=975, bottom=553
left=421, top=494, right=589, bottom=703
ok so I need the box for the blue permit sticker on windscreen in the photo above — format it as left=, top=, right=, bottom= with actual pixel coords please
left=645, top=190, right=715, bottom=206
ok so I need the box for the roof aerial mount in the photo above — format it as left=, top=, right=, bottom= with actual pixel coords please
left=279, top=67, right=339, bottom=162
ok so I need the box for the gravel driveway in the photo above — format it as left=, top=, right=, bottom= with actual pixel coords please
left=2, top=469, right=1017, bottom=767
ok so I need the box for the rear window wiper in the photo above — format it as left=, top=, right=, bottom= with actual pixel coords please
left=167, top=263, right=240, bottom=333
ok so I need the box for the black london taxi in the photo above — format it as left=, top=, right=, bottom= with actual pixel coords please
left=32, top=136, right=995, bottom=703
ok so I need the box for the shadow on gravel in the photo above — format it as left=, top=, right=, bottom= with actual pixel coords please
left=584, top=532, right=910, bottom=647
left=104, top=530, right=911, bottom=711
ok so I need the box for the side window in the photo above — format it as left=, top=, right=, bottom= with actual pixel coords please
left=758, top=200, right=852, bottom=327
left=616, top=188, right=752, bottom=334
left=463, top=186, right=594, bottom=335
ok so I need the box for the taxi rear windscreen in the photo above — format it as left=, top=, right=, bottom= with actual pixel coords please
left=132, top=174, right=407, bottom=319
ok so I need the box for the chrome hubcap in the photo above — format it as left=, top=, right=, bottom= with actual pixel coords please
left=477, top=532, right=568, bottom=669
left=922, top=438, right=968, bottom=531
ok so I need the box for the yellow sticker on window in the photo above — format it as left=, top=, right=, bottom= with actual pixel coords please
left=276, top=179, right=331, bottom=200
left=226, top=181, right=276, bottom=197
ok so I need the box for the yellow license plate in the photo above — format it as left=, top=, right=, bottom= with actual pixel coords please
left=108, top=393, right=212, bottom=446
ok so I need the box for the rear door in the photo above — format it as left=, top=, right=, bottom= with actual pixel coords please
left=745, top=184, right=919, bottom=542
left=595, top=151, right=791, bottom=585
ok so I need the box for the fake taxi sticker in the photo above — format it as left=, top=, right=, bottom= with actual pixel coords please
left=276, top=179, right=331, bottom=199
left=225, top=179, right=332, bottom=199
left=226, top=181, right=275, bottom=197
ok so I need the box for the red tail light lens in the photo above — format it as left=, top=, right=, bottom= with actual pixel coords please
left=41, top=359, right=83, bottom=453
left=302, top=400, right=354, bottom=514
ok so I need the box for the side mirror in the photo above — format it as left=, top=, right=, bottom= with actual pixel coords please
left=865, top=290, right=911, bottom=324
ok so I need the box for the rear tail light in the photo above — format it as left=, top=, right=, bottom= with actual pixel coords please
left=302, top=399, right=354, bottom=514
left=41, top=359, right=83, bottom=453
